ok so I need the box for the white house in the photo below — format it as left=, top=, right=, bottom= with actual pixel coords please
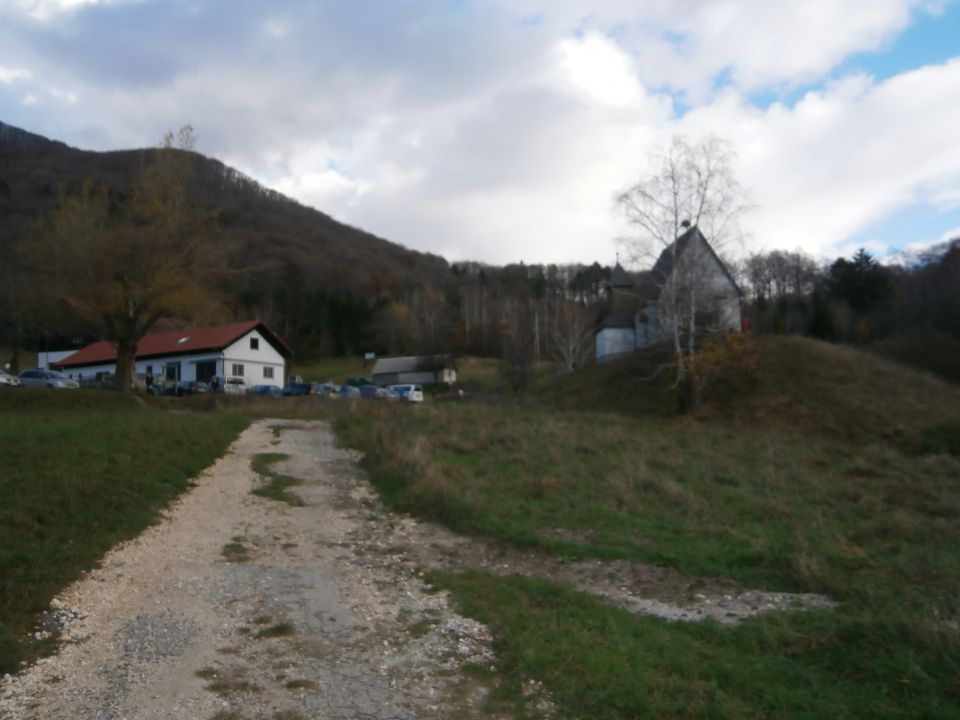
left=371, top=355, right=457, bottom=386
left=596, top=226, right=742, bottom=363
left=58, top=320, right=292, bottom=388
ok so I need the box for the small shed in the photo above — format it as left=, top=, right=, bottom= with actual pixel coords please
left=372, top=355, right=457, bottom=386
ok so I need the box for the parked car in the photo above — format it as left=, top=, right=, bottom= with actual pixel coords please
left=338, top=385, right=361, bottom=399
left=387, top=384, right=424, bottom=403
left=247, top=384, right=281, bottom=397
left=210, top=375, right=246, bottom=394
left=357, top=384, right=388, bottom=399
left=18, top=369, right=80, bottom=389
left=175, top=380, right=208, bottom=396
left=282, top=382, right=312, bottom=396
left=311, top=382, right=340, bottom=397
left=0, top=370, right=22, bottom=387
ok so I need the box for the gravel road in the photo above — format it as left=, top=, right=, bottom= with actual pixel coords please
left=0, top=420, right=496, bottom=720
left=0, top=418, right=833, bottom=720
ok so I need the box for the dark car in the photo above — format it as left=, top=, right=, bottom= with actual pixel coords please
left=282, top=383, right=312, bottom=396
left=247, top=384, right=281, bottom=396
left=311, top=382, right=340, bottom=397
left=175, top=380, right=208, bottom=396
left=338, top=385, right=361, bottom=399
left=357, top=384, right=386, bottom=399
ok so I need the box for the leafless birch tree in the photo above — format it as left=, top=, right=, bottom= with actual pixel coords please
left=616, top=136, right=750, bottom=384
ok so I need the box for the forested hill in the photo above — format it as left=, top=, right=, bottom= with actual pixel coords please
left=1, top=121, right=616, bottom=362
left=0, top=120, right=449, bottom=297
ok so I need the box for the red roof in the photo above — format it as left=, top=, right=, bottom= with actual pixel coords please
left=59, top=321, right=292, bottom=368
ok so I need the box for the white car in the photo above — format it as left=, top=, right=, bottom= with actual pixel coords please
left=18, top=369, right=80, bottom=389
left=0, top=369, right=22, bottom=387
left=387, top=384, right=424, bottom=403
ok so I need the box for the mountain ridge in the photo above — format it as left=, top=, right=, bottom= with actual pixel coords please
left=0, top=119, right=449, bottom=295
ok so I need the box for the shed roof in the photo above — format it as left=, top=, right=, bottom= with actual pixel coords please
left=597, top=312, right=636, bottom=330
left=58, top=320, right=292, bottom=368
left=372, top=354, right=456, bottom=375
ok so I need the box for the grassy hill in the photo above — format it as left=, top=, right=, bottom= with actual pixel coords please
left=538, top=335, right=960, bottom=441
left=336, top=335, right=960, bottom=718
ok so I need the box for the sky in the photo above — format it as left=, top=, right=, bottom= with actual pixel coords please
left=1, top=0, right=959, bottom=267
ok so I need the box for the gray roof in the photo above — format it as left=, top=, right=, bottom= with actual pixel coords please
left=649, top=226, right=742, bottom=297
left=597, top=312, right=635, bottom=330
left=608, top=262, right=634, bottom=288
left=372, top=354, right=456, bottom=375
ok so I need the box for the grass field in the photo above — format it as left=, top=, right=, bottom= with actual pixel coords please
left=335, top=336, right=960, bottom=718
left=2, top=336, right=958, bottom=716
left=0, top=390, right=248, bottom=673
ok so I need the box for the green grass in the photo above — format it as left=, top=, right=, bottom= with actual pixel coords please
left=435, top=571, right=960, bottom=719
left=333, top=337, right=960, bottom=718
left=250, top=453, right=304, bottom=506
left=338, top=402, right=960, bottom=603
left=0, top=390, right=248, bottom=673
left=292, top=355, right=371, bottom=384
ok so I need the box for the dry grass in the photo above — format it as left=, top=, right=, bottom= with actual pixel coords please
left=333, top=340, right=960, bottom=718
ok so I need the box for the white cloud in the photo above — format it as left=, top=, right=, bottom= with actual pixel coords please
left=2, top=1, right=958, bottom=266
left=665, top=58, right=960, bottom=259
left=497, top=0, right=926, bottom=96
left=4, top=0, right=125, bottom=22
left=0, top=65, right=32, bottom=84
left=557, top=32, right=646, bottom=108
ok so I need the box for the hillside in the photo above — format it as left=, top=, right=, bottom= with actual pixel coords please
left=335, top=334, right=960, bottom=718
left=539, top=335, right=960, bottom=439
left=0, top=120, right=448, bottom=299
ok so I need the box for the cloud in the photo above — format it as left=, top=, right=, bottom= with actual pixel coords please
left=0, top=1, right=957, bottom=265
left=0, top=66, right=32, bottom=84
left=3, top=0, right=135, bottom=22
left=675, top=58, right=960, bottom=257
left=494, top=0, right=927, bottom=96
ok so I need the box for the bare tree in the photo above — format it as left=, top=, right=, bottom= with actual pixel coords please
left=548, top=298, right=594, bottom=373
left=37, top=126, right=221, bottom=392
left=616, top=136, right=750, bottom=384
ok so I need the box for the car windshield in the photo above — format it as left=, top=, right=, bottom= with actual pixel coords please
left=47, top=371, right=67, bottom=379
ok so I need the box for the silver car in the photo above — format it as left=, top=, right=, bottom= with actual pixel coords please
left=18, top=369, right=81, bottom=389
left=0, top=369, right=22, bottom=387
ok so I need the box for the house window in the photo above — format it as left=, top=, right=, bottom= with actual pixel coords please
left=263, top=366, right=274, bottom=379
left=250, top=337, right=259, bottom=350
left=232, top=363, right=244, bottom=376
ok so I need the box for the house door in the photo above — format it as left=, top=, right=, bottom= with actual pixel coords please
left=165, top=362, right=181, bottom=383
left=195, top=360, right=216, bottom=383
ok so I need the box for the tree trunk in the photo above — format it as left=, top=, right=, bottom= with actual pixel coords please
left=114, top=338, right=138, bottom=393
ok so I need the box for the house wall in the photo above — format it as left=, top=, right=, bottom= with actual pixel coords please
left=60, top=353, right=220, bottom=383
left=595, top=327, right=636, bottom=363
left=657, top=236, right=740, bottom=337
left=222, top=329, right=287, bottom=387
left=60, top=329, right=289, bottom=388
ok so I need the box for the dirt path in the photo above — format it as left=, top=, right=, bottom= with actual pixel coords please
left=1, top=420, right=495, bottom=720
left=1, top=419, right=832, bottom=720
